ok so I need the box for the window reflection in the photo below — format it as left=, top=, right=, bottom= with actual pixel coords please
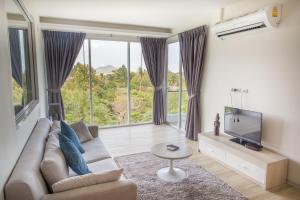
left=9, top=28, right=33, bottom=115
left=6, top=0, right=38, bottom=123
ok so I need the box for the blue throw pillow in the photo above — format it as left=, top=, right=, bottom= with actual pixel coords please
left=59, top=134, right=91, bottom=175
left=60, top=121, right=85, bottom=153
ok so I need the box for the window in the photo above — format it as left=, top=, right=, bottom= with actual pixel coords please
left=167, top=42, right=180, bottom=126
left=167, top=42, right=187, bottom=130
left=62, top=40, right=153, bottom=127
left=130, top=42, right=153, bottom=123
left=91, top=40, right=128, bottom=126
left=61, top=40, right=91, bottom=123
left=181, top=69, right=188, bottom=129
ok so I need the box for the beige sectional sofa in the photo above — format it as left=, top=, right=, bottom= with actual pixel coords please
left=5, top=118, right=137, bottom=200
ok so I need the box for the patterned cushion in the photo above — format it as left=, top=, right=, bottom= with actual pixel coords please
left=59, top=134, right=91, bottom=175
left=60, top=121, right=85, bottom=153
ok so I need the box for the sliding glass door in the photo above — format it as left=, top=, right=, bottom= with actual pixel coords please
left=62, top=39, right=153, bottom=127
left=90, top=40, right=128, bottom=126
left=181, top=70, right=188, bottom=129
left=167, top=42, right=187, bottom=130
left=167, top=42, right=180, bottom=126
left=62, top=39, right=186, bottom=129
left=61, top=40, right=91, bottom=123
left=130, top=42, right=153, bottom=124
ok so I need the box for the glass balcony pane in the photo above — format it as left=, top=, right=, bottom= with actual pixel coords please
left=62, top=40, right=91, bottom=123
left=181, top=69, right=188, bottom=129
left=130, top=42, right=153, bottom=123
left=167, top=42, right=180, bottom=126
left=91, top=40, right=128, bottom=127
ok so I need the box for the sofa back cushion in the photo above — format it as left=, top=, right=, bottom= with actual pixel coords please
left=40, top=134, right=69, bottom=189
left=70, top=120, right=93, bottom=143
left=5, top=118, right=51, bottom=200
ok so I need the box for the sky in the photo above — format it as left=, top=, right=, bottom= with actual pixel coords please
left=75, top=39, right=179, bottom=72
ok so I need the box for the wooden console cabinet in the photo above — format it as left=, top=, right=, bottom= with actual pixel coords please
left=198, top=132, right=288, bottom=190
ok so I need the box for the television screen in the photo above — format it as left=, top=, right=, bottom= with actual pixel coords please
left=224, top=107, right=262, bottom=145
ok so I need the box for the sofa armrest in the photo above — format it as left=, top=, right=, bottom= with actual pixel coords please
left=42, top=180, right=137, bottom=200
left=88, top=126, right=98, bottom=138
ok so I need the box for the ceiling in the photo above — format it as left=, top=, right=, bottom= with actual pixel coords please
left=30, top=0, right=241, bottom=33
left=5, top=0, right=22, bottom=14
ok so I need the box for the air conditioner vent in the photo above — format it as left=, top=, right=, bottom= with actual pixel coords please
left=217, top=23, right=266, bottom=38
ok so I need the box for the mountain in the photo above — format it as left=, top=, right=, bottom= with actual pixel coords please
left=95, top=65, right=117, bottom=75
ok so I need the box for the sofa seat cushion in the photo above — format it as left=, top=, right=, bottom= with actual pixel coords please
left=69, top=158, right=119, bottom=177
left=52, top=169, right=123, bottom=193
left=41, top=134, right=69, bottom=188
left=82, top=138, right=111, bottom=164
left=88, top=158, right=119, bottom=172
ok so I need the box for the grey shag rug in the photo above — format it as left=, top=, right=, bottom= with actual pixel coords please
left=115, top=152, right=247, bottom=200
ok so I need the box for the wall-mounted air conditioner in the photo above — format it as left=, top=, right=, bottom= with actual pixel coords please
left=213, top=5, right=282, bottom=39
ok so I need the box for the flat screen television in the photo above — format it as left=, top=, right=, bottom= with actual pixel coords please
left=224, top=106, right=262, bottom=146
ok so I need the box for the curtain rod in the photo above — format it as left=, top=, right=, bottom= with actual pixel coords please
left=40, top=25, right=206, bottom=40
left=167, top=25, right=209, bottom=39
left=40, top=27, right=170, bottom=40
left=40, top=19, right=171, bottom=39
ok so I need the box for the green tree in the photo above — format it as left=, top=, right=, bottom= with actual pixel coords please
left=62, top=63, right=91, bottom=123
left=62, top=62, right=154, bottom=125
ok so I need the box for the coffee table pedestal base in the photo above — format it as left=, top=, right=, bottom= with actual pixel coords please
left=157, top=159, right=186, bottom=182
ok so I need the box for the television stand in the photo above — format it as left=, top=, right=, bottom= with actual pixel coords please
left=230, top=137, right=247, bottom=145
left=198, top=132, right=288, bottom=190
left=230, top=138, right=262, bottom=151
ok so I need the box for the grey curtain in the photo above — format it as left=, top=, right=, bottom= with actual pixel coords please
left=140, top=37, right=166, bottom=125
left=178, top=26, right=208, bottom=141
left=9, top=28, right=22, bottom=87
left=43, top=31, right=86, bottom=120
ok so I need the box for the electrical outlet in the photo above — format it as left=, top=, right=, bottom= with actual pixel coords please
left=231, top=88, right=241, bottom=93
left=242, top=89, right=248, bottom=93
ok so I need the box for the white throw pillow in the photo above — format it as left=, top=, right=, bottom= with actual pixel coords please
left=52, top=168, right=123, bottom=193
left=70, top=120, right=93, bottom=143
left=41, top=134, right=69, bottom=188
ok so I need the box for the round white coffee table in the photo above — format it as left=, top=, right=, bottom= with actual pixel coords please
left=151, top=143, right=193, bottom=182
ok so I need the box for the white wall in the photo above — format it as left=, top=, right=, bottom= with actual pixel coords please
left=201, top=0, right=300, bottom=186
left=0, top=0, right=46, bottom=199
left=28, top=0, right=47, bottom=118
